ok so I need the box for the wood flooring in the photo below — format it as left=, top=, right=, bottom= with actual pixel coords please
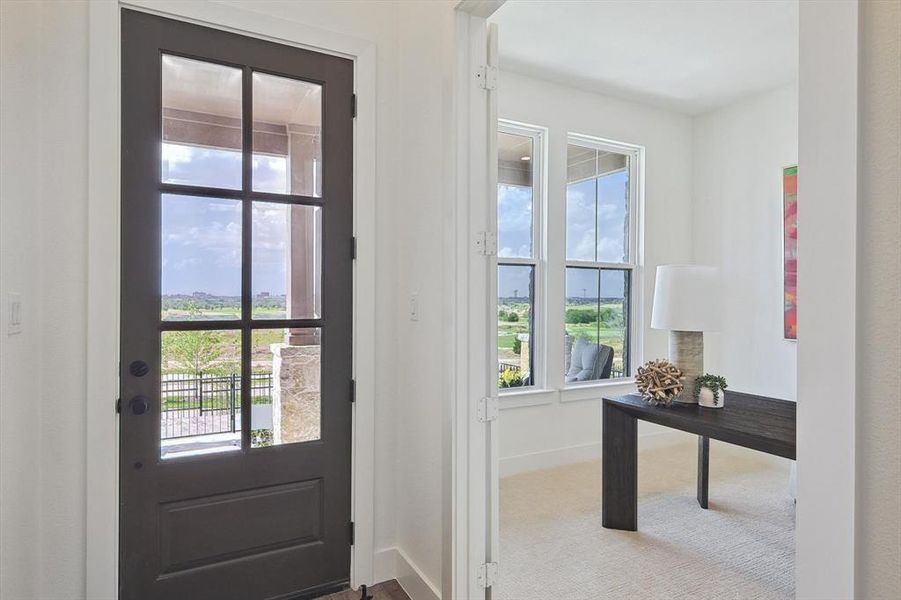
left=317, top=579, right=410, bottom=600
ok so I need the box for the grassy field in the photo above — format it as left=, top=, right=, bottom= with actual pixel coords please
left=497, top=300, right=531, bottom=362
left=497, top=300, right=627, bottom=374
left=162, top=295, right=288, bottom=321
left=565, top=302, right=626, bottom=373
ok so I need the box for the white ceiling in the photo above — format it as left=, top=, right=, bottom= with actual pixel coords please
left=490, top=0, right=799, bottom=115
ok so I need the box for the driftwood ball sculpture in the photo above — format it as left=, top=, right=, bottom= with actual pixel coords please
left=636, top=359, right=684, bottom=406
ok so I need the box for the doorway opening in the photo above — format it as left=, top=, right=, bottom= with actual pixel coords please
left=486, top=2, right=799, bottom=597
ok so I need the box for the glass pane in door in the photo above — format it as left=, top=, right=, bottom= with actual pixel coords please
left=251, top=328, right=322, bottom=447
left=252, top=202, right=321, bottom=320
left=160, top=330, right=242, bottom=459
left=252, top=72, right=323, bottom=197
left=161, top=55, right=242, bottom=189
left=161, top=194, right=242, bottom=321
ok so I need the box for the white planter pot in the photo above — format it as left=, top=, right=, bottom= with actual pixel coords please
left=698, top=386, right=725, bottom=408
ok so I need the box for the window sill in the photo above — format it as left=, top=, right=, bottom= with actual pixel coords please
left=496, top=379, right=637, bottom=409
left=498, top=387, right=556, bottom=409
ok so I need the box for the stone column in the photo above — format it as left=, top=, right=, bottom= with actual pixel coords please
left=270, top=343, right=321, bottom=445
left=270, top=122, right=323, bottom=443
left=518, top=334, right=531, bottom=373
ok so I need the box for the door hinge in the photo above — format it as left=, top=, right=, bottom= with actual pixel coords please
left=351, top=94, right=357, bottom=118
left=477, top=562, right=499, bottom=588
left=351, top=236, right=357, bottom=260
left=115, top=398, right=121, bottom=414
left=350, top=379, right=356, bottom=403
left=476, top=65, right=497, bottom=91
left=349, top=521, right=355, bottom=545
left=478, top=397, right=499, bottom=423
left=475, top=231, right=497, bottom=256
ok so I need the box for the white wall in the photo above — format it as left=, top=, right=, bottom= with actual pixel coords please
left=496, top=70, right=696, bottom=472
left=692, top=83, right=798, bottom=401
left=856, top=1, right=901, bottom=597
left=1, top=2, right=89, bottom=599
left=1, top=3, right=43, bottom=598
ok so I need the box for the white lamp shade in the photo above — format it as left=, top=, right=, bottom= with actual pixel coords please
left=651, top=265, right=722, bottom=331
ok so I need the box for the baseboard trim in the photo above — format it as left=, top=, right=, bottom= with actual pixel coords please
left=499, top=429, right=694, bottom=477
left=372, top=547, right=440, bottom=600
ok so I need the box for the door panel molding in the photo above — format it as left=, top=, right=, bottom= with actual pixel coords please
left=86, top=2, right=377, bottom=597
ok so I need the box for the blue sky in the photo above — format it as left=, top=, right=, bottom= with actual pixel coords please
left=162, top=195, right=298, bottom=297
left=497, top=184, right=532, bottom=258
left=497, top=170, right=629, bottom=300
left=566, top=170, right=629, bottom=263
left=161, top=144, right=291, bottom=296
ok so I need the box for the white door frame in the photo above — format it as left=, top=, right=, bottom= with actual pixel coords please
left=86, top=2, right=377, bottom=597
left=450, top=2, right=504, bottom=598
left=453, top=1, right=861, bottom=599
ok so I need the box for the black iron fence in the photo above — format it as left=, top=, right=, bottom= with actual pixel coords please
left=498, top=361, right=521, bottom=374
left=160, top=372, right=272, bottom=440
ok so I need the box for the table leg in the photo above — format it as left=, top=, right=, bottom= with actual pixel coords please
left=602, top=401, right=638, bottom=530
left=697, top=435, right=709, bottom=509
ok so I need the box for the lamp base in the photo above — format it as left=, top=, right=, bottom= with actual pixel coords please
left=669, top=330, right=703, bottom=403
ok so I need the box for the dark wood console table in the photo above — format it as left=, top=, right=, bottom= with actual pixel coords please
left=602, top=391, right=796, bottom=531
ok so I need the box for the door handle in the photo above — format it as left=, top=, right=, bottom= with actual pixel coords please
left=130, top=396, right=150, bottom=415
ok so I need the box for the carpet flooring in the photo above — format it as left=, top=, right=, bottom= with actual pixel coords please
left=497, top=440, right=795, bottom=599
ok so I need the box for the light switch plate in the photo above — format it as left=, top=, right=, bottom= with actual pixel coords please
left=7, top=293, right=22, bottom=335
left=409, top=293, right=419, bottom=322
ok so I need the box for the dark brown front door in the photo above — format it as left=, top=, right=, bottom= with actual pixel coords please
left=120, top=10, right=353, bottom=599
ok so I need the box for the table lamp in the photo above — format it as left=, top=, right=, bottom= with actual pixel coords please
left=650, top=265, right=722, bottom=403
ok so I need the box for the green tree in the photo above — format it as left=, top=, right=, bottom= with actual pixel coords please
left=162, top=330, right=230, bottom=374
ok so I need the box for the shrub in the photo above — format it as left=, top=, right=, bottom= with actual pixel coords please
left=565, top=308, right=597, bottom=324
left=498, top=368, right=524, bottom=388
left=251, top=429, right=273, bottom=447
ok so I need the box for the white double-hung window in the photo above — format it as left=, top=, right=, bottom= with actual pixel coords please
left=495, top=125, right=640, bottom=393
left=564, top=134, right=639, bottom=384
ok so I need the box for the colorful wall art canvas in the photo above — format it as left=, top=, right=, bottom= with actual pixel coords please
left=783, top=166, right=798, bottom=340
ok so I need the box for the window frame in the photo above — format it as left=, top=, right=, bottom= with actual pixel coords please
left=563, top=133, right=642, bottom=388
left=496, top=120, right=546, bottom=393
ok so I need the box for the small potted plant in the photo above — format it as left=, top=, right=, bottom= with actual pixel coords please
left=694, top=374, right=728, bottom=408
